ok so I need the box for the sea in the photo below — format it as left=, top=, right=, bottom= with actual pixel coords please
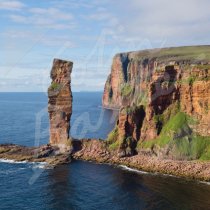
left=0, top=92, right=210, bottom=210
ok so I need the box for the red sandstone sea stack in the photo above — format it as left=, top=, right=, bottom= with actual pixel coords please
left=48, top=59, right=73, bottom=150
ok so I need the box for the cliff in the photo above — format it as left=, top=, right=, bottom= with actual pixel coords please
left=48, top=59, right=73, bottom=151
left=103, top=46, right=210, bottom=160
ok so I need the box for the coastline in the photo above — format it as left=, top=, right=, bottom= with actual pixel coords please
left=72, top=139, right=210, bottom=182
left=74, top=155, right=210, bottom=182
left=0, top=140, right=210, bottom=182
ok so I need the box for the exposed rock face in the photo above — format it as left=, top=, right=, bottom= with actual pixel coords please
left=72, top=139, right=210, bottom=182
left=103, top=46, right=210, bottom=158
left=117, top=106, right=145, bottom=140
left=0, top=144, right=71, bottom=166
left=180, top=79, right=210, bottom=136
left=115, top=106, right=145, bottom=157
left=48, top=59, right=73, bottom=148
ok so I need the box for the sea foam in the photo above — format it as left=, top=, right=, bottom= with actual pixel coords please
left=119, top=165, right=149, bottom=174
left=0, top=158, right=28, bottom=164
left=200, top=181, right=210, bottom=185
left=0, top=158, right=48, bottom=169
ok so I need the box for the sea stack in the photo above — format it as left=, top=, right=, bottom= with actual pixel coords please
left=48, top=59, right=73, bottom=149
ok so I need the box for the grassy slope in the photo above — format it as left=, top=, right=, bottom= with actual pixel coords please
left=139, top=112, right=210, bottom=160
left=120, top=45, right=210, bottom=61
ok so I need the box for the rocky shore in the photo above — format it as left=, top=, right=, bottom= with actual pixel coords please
left=2, top=139, right=209, bottom=182
left=73, top=139, right=210, bottom=182
left=0, top=144, right=71, bottom=166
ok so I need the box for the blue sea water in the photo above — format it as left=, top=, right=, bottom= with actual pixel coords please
left=0, top=92, right=210, bottom=210
left=0, top=92, right=117, bottom=146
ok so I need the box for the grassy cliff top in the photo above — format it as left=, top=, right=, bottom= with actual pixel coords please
left=116, top=45, right=210, bottom=63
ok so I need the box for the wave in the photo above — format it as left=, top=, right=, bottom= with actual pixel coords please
left=119, top=165, right=149, bottom=174
left=0, top=158, right=48, bottom=169
left=30, top=162, right=47, bottom=169
left=0, top=158, right=28, bottom=164
left=200, top=181, right=210, bottom=186
left=119, top=164, right=210, bottom=185
left=0, top=167, right=27, bottom=175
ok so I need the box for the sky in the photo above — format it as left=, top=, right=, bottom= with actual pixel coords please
left=0, top=0, right=210, bottom=92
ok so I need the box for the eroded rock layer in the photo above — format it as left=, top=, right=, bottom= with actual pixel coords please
left=48, top=59, right=73, bottom=146
left=103, top=46, right=210, bottom=159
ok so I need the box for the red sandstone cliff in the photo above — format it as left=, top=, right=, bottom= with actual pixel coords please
left=103, top=46, right=210, bottom=159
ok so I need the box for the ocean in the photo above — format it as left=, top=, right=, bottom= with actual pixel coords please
left=0, top=92, right=210, bottom=210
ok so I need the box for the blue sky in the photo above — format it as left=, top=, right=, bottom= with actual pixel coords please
left=0, top=0, right=210, bottom=92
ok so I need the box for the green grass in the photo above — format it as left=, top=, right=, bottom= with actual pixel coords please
left=108, top=140, right=120, bottom=150
left=173, top=137, right=191, bottom=157
left=197, top=137, right=210, bottom=160
left=140, top=134, right=210, bottom=160
left=122, top=46, right=210, bottom=63
left=200, top=144, right=210, bottom=160
left=107, top=136, right=125, bottom=151
left=106, top=125, right=133, bottom=151
left=192, top=136, right=210, bottom=160
left=173, top=136, right=210, bottom=160
left=176, top=75, right=210, bottom=86
left=196, top=64, right=210, bottom=70
left=186, top=115, right=199, bottom=125
left=137, top=90, right=148, bottom=107
left=140, top=112, right=189, bottom=148
left=107, top=126, right=118, bottom=144
left=139, top=111, right=210, bottom=160
left=49, top=82, right=61, bottom=91
left=161, top=112, right=187, bottom=133
left=121, top=84, right=133, bottom=97
left=188, top=76, right=196, bottom=85
left=157, top=46, right=210, bottom=60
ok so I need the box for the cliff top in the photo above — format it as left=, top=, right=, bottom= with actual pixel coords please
left=115, top=45, right=210, bottom=63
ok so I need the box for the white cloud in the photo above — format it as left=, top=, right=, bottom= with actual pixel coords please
left=129, top=0, right=210, bottom=23
left=88, top=12, right=112, bottom=21
left=9, top=14, right=28, bottom=23
left=3, top=30, right=76, bottom=48
left=0, top=0, right=25, bottom=11
left=7, top=4, right=75, bottom=30
left=51, top=0, right=105, bottom=9
left=84, top=7, right=120, bottom=28
left=110, top=0, right=210, bottom=46
left=29, top=7, right=73, bottom=21
left=0, top=66, right=50, bottom=92
left=8, top=14, right=75, bottom=30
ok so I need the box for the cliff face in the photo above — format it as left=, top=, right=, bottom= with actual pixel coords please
left=104, top=46, right=210, bottom=159
left=48, top=59, right=73, bottom=148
